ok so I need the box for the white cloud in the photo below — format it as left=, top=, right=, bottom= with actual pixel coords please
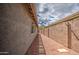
left=36, top=3, right=79, bottom=26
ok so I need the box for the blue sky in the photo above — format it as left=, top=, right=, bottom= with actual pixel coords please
left=36, top=3, right=79, bottom=27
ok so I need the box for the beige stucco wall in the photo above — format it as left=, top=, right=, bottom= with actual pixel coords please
left=0, top=4, right=38, bottom=54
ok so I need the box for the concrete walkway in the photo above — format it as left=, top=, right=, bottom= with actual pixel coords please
left=40, top=33, right=79, bottom=55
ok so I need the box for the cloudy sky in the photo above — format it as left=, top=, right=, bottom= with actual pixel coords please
left=36, top=3, right=79, bottom=26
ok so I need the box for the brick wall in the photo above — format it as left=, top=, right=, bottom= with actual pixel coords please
left=40, top=16, right=79, bottom=53
left=71, top=17, right=79, bottom=53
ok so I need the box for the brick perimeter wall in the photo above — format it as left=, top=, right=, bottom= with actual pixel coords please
left=40, top=17, right=79, bottom=53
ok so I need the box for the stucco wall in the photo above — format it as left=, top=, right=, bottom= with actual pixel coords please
left=0, top=4, right=37, bottom=54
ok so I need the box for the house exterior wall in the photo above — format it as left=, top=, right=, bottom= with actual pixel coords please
left=0, top=4, right=38, bottom=54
